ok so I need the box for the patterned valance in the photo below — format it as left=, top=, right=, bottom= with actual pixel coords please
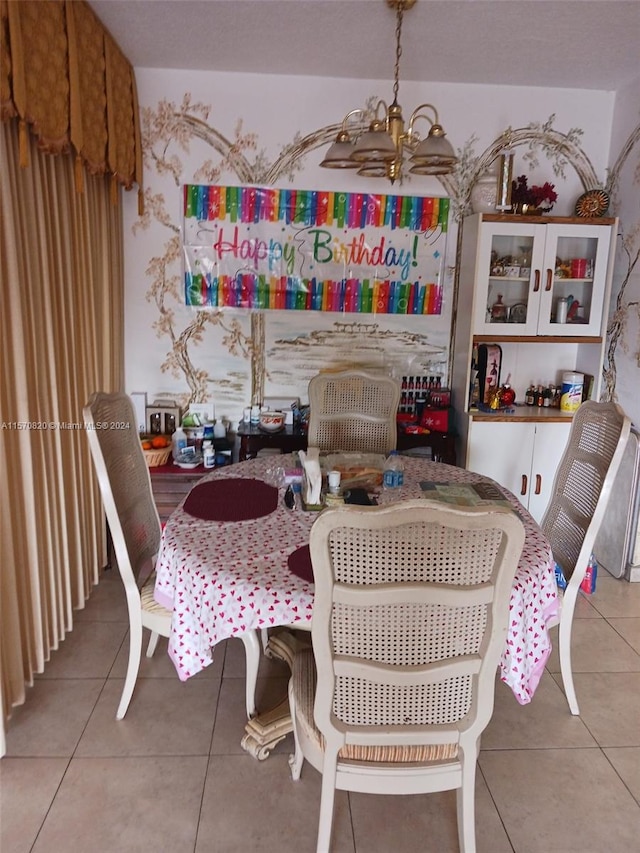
left=0, top=0, right=142, bottom=199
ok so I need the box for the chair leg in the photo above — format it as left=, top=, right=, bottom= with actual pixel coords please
left=239, top=629, right=260, bottom=718
left=456, top=749, right=477, bottom=853
left=146, top=630, right=160, bottom=658
left=260, top=628, right=270, bottom=655
left=117, top=614, right=143, bottom=720
left=558, top=585, right=580, bottom=715
left=316, top=751, right=338, bottom=853
left=287, top=679, right=304, bottom=781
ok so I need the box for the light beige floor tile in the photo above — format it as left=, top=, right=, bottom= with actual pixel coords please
left=350, top=774, right=512, bottom=853
left=546, top=618, right=640, bottom=672
left=548, top=672, right=640, bottom=747
left=603, top=747, right=640, bottom=803
left=572, top=591, right=601, bottom=618
left=480, top=747, right=640, bottom=853
left=109, top=631, right=225, bottom=679
left=75, top=677, right=220, bottom=756
left=35, top=621, right=128, bottom=679
left=196, top=754, right=354, bottom=853
left=4, top=680, right=104, bottom=757
left=608, top=617, right=640, bottom=654
left=31, top=756, right=207, bottom=853
left=483, top=673, right=596, bottom=750
left=587, top=575, right=640, bottom=618
left=73, top=569, right=129, bottom=622
left=210, top=676, right=292, bottom=756
left=0, top=758, right=68, bottom=853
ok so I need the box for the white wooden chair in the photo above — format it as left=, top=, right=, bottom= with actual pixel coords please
left=542, top=400, right=631, bottom=715
left=84, top=392, right=261, bottom=719
left=288, top=499, right=525, bottom=853
left=307, top=369, right=400, bottom=454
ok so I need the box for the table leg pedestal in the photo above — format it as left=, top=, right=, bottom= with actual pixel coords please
left=240, top=630, right=310, bottom=760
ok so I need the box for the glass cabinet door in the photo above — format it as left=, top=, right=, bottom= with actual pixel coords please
left=473, top=222, right=546, bottom=334
left=536, top=224, right=612, bottom=336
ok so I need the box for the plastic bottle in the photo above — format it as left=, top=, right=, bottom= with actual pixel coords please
left=171, top=426, right=187, bottom=460
left=203, top=440, right=215, bottom=468
left=383, top=451, right=404, bottom=488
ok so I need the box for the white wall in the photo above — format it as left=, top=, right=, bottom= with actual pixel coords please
left=123, top=68, right=620, bottom=427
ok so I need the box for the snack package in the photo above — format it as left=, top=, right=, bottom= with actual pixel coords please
left=554, top=562, right=568, bottom=591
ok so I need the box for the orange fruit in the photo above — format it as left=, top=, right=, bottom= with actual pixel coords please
left=151, top=436, right=170, bottom=449
left=141, top=440, right=153, bottom=450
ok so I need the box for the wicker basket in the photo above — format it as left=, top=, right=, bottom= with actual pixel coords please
left=143, top=446, right=172, bottom=468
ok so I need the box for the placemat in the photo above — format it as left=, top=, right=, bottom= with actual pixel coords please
left=183, top=478, right=278, bottom=521
left=288, top=544, right=313, bottom=583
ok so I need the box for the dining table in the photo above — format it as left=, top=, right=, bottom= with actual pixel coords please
left=154, top=453, right=559, bottom=757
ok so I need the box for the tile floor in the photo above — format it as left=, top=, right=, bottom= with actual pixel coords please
left=2, top=569, right=640, bottom=852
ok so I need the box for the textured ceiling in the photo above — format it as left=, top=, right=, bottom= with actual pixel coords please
left=88, top=0, right=640, bottom=92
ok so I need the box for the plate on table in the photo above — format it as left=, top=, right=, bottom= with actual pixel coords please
left=176, top=459, right=201, bottom=469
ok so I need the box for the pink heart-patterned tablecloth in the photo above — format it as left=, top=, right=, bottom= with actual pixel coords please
left=154, top=455, right=558, bottom=704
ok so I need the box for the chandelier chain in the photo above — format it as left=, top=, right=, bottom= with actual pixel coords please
left=392, top=3, right=403, bottom=106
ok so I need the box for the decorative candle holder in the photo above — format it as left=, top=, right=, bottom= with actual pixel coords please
left=495, top=149, right=514, bottom=211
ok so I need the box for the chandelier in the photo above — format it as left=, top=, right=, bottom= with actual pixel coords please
left=320, top=0, right=457, bottom=184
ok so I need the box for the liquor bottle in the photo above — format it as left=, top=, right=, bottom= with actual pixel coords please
left=536, top=385, right=544, bottom=407
left=525, top=384, right=535, bottom=406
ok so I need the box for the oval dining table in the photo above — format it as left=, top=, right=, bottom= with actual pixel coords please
left=154, top=453, right=559, bottom=758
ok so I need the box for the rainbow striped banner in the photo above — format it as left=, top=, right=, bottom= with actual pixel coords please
left=183, top=185, right=449, bottom=314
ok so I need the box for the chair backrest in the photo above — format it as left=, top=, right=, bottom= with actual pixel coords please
left=83, top=392, right=161, bottom=587
left=541, top=400, right=631, bottom=583
left=307, top=369, right=401, bottom=454
left=308, top=500, right=525, bottom=756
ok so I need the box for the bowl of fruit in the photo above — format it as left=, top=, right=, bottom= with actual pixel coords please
left=140, top=434, right=172, bottom=467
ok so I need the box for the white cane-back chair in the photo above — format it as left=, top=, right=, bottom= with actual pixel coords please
left=542, top=400, right=631, bottom=715
left=289, top=499, right=525, bottom=853
left=307, top=369, right=400, bottom=454
left=84, top=392, right=261, bottom=719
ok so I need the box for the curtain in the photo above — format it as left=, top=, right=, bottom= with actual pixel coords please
left=0, top=118, right=124, bottom=752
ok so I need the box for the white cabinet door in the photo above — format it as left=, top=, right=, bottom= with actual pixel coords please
left=466, top=420, right=570, bottom=523
left=473, top=222, right=546, bottom=336
left=466, top=421, right=536, bottom=501
left=536, top=224, right=612, bottom=337
left=527, top=421, right=570, bottom=522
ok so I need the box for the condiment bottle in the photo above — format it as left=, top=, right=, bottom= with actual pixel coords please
left=491, top=294, right=507, bottom=322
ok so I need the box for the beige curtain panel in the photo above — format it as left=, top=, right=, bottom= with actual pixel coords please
left=1, top=91, right=124, bottom=751
left=1, top=0, right=136, bottom=754
left=0, top=0, right=142, bottom=201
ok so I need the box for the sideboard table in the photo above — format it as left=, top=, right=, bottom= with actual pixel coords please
left=236, top=422, right=456, bottom=466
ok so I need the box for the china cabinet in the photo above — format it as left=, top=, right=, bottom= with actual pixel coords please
left=472, top=217, right=613, bottom=336
left=452, top=213, right=617, bottom=523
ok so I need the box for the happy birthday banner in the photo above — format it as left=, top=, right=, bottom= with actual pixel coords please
left=182, top=185, right=449, bottom=314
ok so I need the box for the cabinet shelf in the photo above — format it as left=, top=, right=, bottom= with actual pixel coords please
left=473, top=334, right=602, bottom=344
left=469, top=405, right=574, bottom=423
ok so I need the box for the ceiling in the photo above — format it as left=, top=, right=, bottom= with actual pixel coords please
left=88, top=0, right=639, bottom=92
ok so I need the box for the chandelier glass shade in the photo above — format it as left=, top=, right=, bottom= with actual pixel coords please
left=320, top=0, right=457, bottom=183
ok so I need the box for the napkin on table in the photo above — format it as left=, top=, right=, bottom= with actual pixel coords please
left=299, top=447, right=322, bottom=505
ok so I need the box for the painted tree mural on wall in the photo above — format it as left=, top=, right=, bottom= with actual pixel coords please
left=133, top=95, right=636, bottom=407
